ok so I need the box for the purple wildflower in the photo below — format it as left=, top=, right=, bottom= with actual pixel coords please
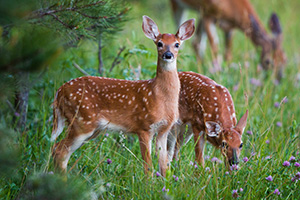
left=291, top=177, right=296, bottom=182
left=204, top=156, right=210, bottom=160
left=266, top=175, right=273, bottom=181
left=289, top=156, right=296, bottom=161
left=240, top=188, right=244, bottom=192
left=276, top=122, right=282, bottom=127
left=211, top=157, right=219, bottom=162
left=266, top=140, right=270, bottom=144
left=283, top=97, right=288, bottom=103
left=205, top=167, right=210, bottom=171
left=246, top=130, right=253, bottom=135
left=230, top=164, right=239, bottom=171
left=190, top=161, right=194, bottom=165
left=295, top=172, right=300, bottom=179
left=173, top=175, right=176, bottom=179
left=175, top=176, right=179, bottom=182
left=274, top=102, right=280, bottom=108
left=14, top=112, right=20, bottom=117
left=162, top=186, right=168, bottom=192
left=194, top=164, right=198, bottom=169
left=265, top=155, right=271, bottom=160
left=243, top=157, right=249, bottom=162
left=107, top=158, right=112, bottom=164
left=106, top=183, right=111, bottom=187
left=250, top=78, right=262, bottom=86
left=274, top=189, right=280, bottom=195
left=105, top=133, right=109, bottom=137
left=225, top=171, right=230, bottom=175
left=283, top=161, right=290, bottom=167
left=156, top=172, right=161, bottom=177
left=273, top=79, right=279, bottom=86
left=232, top=189, right=239, bottom=198
left=295, top=162, right=300, bottom=167
left=233, top=84, right=239, bottom=91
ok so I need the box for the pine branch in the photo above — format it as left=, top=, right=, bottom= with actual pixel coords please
left=110, top=46, right=126, bottom=73
left=48, top=13, right=74, bottom=29
left=30, top=1, right=105, bottom=19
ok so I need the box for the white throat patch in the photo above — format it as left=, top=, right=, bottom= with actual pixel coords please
left=161, top=60, right=177, bottom=71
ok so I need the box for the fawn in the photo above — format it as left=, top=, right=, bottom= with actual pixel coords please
left=167, top=71, right=248, bottom=169
left=51, top=16, right=195, bottom=177
left=170, top=0, right=286, bottom=80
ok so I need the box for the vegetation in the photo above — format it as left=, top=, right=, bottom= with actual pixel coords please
left=1, top=0, right=299, bottom=199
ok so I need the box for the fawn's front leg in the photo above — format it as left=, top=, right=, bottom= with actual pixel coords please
left=138, top=132, right=153, bottom=175
left=156, top=127, right=172, bottom=177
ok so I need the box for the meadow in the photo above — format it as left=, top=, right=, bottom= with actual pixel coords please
left=1, top=0, right=300, bottom=199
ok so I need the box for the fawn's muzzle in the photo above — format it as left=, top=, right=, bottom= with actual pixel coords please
left=228, top=149, right=239, bottom=166
left=162, top=51, right=174, bottom=60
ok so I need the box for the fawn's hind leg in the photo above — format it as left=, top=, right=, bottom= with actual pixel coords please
left=52, top=125, right=95, bottom=172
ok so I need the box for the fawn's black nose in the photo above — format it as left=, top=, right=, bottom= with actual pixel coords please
left=229, top=159, right=239, bottom=166
left=162, top=51, right=174, bottom=60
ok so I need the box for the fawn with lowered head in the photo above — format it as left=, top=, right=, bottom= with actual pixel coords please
left=51, top=16, right=195, bottom=177
left=170, top=0, right=286, bottom=80
left=168, top=71, right=248, bottom=169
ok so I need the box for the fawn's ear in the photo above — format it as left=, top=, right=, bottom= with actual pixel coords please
left=176, top=18, right=195, bottom=42
left=205, top=121, right=222, bottom=137
left=142, top=15, right=160, bottom=41
left=268, top=12, right=284, bottom=50
left=269, top=13, right=282, bottom=36
left=235, top=110, right=248, bottom=135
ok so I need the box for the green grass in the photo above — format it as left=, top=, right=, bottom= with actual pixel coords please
left=1, top=0, right=300, bottom=199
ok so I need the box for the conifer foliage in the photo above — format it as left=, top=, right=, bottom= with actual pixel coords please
left=0, top=0, right=128, bottom=131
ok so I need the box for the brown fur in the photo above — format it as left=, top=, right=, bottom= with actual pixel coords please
left=51, top=16, right=195, bottom=177
left=170, top=0, right=286, bottom=80
left=168, top=71, right=248, bottom=169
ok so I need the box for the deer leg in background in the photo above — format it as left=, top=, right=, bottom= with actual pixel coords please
left=224, top=30, right=233, bottom=62
left=193, top=127, right=206, bottom=167
left=167, top=125, right=178, bottom=164
left=170, top=0, right=187, bottom=28
left=192, top=19, right=207, bottom=63
left=172, top=124, right=193, bottom=161
left=204, top=18, right=220, bottom=68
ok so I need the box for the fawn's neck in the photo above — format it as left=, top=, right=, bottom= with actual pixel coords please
left=154, top=59, right=180, bottom=102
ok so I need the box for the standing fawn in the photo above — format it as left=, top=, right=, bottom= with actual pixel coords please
left=167, top=71, right=248, bottom=169
left=170, top=0, right=286, bottom=80
left=51, top=16, right=195, bottom=177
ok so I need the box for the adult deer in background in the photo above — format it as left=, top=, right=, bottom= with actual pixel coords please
left=170, top=0, right=287, bottom=80
left=51, top=16, right=195, bottom=177
left=168, top=71, right=248, bottom=169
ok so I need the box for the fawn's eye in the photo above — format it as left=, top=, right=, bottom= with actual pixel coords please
left=175, top=43, right=179, bottom=48
left=239, top=143, right=243, bottom=149
left=157, top=42, right=163, bottom=47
